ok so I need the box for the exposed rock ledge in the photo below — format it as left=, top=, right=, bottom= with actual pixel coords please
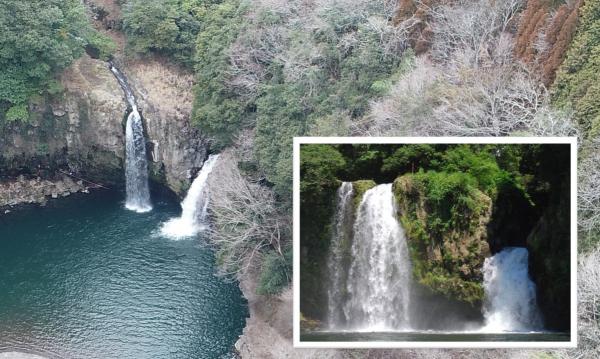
left=0, top=175, right=87, bottom=209
left=234, top=260, right=339, bottom=359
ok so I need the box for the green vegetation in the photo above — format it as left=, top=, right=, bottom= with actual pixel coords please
left=299, top=144, right=346, bottom=256
left=300, top=144, right=346, bottom=205
left=0, top=0, right=114, bottom=123
left=552, top=0, right=600, bottom=135
left=256, top=246, right=293, bottom=295
left=381, top=144, right=440, bottom=175
left=394, top=173, right=491, bottom=305
left=351, top=180, right=376, bottom=211
left=122, top=0, right=203, bottom=67
left=122, top=0, right=249, bottom=139
left=441, top=146, right=511, bottom=198
left=192, top=0, right=247, bottom=145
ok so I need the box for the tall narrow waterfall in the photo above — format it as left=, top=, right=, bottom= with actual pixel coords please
left=327, top=183, right=412, bottom=331
left=110, top=64, right=152, bottom=213
left=482, top=247, right=543, bottom=332
left=160, top=154, right=220, bottom=239
left=326, top=182, right=354, bottom=328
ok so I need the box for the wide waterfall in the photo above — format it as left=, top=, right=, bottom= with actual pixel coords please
left=482, top=247, right=543, bottom=332
left=110, top=64, right=152, bottom=213
left=160, top=154, right=220, bottom=239
left=327, top=183, right=412, bottom=331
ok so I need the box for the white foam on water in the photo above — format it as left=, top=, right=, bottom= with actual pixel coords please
left=481, top=247, right=543, bottom=332
left=160, top=155, right=219, bottom=239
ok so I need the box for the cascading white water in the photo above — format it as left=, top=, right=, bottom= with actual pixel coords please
left=160, top=154, right=220, bottom=239
left=110, top=64, right=152, bottom=213
left=482, top=247, right=543, bottom=332
left=339, top=183, right=412, bottom=331
left=326, top=182, right=354, bottom=328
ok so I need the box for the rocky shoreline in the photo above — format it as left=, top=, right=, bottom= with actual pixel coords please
left=233, top=257, right=339, bottom=359
left=0, top=175, right=89, bottom=210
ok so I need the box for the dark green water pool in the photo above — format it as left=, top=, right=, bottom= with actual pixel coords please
left=0, top=190, right=248, bottom=359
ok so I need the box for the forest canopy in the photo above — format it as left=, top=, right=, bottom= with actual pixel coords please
left=0, top=0, right=114, bottom=123
left=300, top=143, right=570, bottom=221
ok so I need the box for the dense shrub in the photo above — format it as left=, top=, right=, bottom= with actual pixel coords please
left=256, top=246, right=292, bottom=295
left=122, top=0, right=204, bottom=66
left=441, top=145, right=510, bottom=197
left=0, top=0, right=114, bottom=123
left=300, top=144, right=346, bottom=207
left=552, top=0, right=600, bottom=135
left=191, top=0, right=247, bottom=146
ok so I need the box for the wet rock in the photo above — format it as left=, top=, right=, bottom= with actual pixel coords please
left=115, top=57, right=209, bottom=196
left=0, top=54, right=126, bottom=185
left=0, top=175, right=87, bottom=208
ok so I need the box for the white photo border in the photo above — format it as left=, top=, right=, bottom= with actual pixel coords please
left=293, top=136, right=577, bottom=349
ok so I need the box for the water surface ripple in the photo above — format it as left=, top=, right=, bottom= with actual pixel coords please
left=0, top=190, right=248, bottom=359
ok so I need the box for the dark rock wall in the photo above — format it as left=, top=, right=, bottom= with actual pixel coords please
left=527, top=172, right=571, bottom=331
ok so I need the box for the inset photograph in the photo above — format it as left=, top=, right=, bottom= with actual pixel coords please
left=294, top=138, right=576, bottom=347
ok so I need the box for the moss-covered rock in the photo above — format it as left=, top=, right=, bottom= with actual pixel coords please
left=300, top=312, right=322, bottom=332
left=393, top=174, right=492, bottom=306
left=351, top=179, right=376, bottom=210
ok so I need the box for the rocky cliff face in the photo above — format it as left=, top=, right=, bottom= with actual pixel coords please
left=113, top=57, right=209, bottom=196
left=0, top=52, right=209, bottom=205
left=0, top=54, right=126, bottom=185
left=527, top=175, right=571, bottom=331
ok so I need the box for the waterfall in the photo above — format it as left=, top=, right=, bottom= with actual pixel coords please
left=110, top=64, right=152, bottom=213
left=328, top=183, right=412, bottom=331
left=160, top=154, right=220, bottom=239
left=326, top=182, right=354, bottom=328
left=482, top=247, right=543, bottom=332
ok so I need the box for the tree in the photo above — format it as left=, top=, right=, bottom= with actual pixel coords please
left=0, top=0, right=113, bottom=122
left=381, top=144, right=438, bottom=174
left=541, top=2, right=580, bottom=86
left=362, top=55, right=577, bottom=137
left=300, top=144, right=346, bottom=204
left=121, top=0, right=201, bottom=66
left=191, top=0, right=247, bottom=146
left=552, top=0, right=600, bottom=136
left=428, top=0, right=523, bottom=67
left=579, top=139, right=600, bottom=248
left=207, top=150, right=289, bottom=277
left=192, top=0, right=410, bottom=200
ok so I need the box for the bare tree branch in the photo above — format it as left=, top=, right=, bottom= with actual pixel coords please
left=207, top=150, right=290, bottom=278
